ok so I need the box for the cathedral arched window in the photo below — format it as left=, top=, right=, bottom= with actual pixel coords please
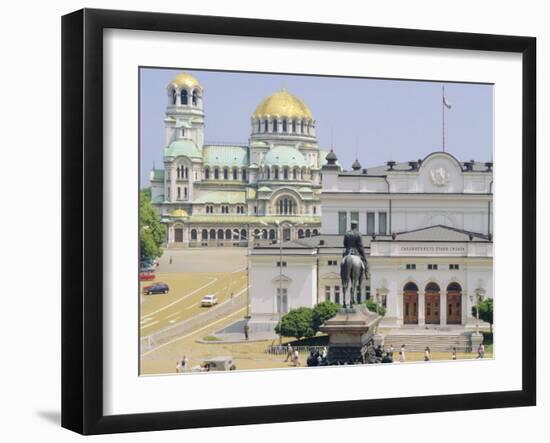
left=185, top=167, right=188, bottom=179
left=202, top=229, right=208, bottom=240
left=204, top=167, right=210, bottom=179
left=269, top=229, right=276, bottom=240
left=274, top=167, right=279, bottom=180
left=305, top=229, right=311, bottom=237
left=300, top=121, right=304, bottom=133
left=172, top=89, right=177, bottom=105
left=225, top=229, right=232, bottom=240
left=217, top=229, right=224, bottom=240
left=283, top=168, right=288, bottom=180
left=292, top=168, right=297, bottom=180
left=272, top=119, right=278, bottom=132
left=191, top=229, right=197, bottom=240
left=266, top=168, right=270, bottom=180
left=257, top=120, right=261, bottom=133
left=242, top=168, right=247, bottom=181
left=184, top=187, right=188, bottom=199
left=277, top=196, right=297, bottom=215
left=262, top=229, right=268, bottom=239
left=223, top=168, right=228, bottom=180
left=192, top=90, right=198, bottom=106
left=209, top=229, right=216, bottom=239
left=180, top=89, right=188, bottom=105
left=300, top=168, right=304, bottom=180
left=214, top=168, right=219, bottom=179
left=298, top=229, right=304, bottom=238
left=282, top=120, right=287, bottom=132
left=232, top=168, right=238, bottom=180
left=264, top=120, right=268, bottom=132
left=312, top=229, right=319, bottom=236
left=241, top=228, right=247, bottom=239
left=292, top=120, right=296, bottom=133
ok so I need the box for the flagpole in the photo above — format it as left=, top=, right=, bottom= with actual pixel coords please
left=442, top=85, right=445, bottom=152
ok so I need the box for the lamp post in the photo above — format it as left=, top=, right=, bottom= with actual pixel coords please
left=470, top=289, right=485, bottom=335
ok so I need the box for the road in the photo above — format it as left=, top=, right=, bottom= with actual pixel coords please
left=140, top=248, right=248, bottom=336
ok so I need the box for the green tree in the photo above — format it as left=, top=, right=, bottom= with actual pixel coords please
left=311, top=300, right=340, bottom=332
left=275, top=307, right=314, bottom=340
left=364, top=299, right=386, bottom=316
left=140, top=189, right=165, bottom=261
left=472, top=298, right=494, bottom=333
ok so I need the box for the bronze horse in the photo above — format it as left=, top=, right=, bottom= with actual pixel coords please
left=340, top=254, right=366, bottom=307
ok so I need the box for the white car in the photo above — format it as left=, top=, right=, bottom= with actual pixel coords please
left=200, top=294, right=218, bottom=307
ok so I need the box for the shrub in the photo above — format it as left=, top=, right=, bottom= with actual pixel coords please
left=364, top=299, right=386, bottom=316
left=275, top=307, right=315, bottom=340
left=472, top=298, right=494, bottom=333
left=311, top=300, right=340, bottom=332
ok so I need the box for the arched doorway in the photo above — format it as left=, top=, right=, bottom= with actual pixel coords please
left=225, top=228, right=232, bottom=240
left=174, top=227, right=183, bottom=243
left=403, top=282, right=418, bottom=324
left=209, top=229, right=216, bottom=240
left=217, top=229, right=224, bottom=240
left=190, top=229, right=197, bottom=240
left=201, top=229, right=208, bottom=240
left=447, top=282, right=462, bottom=324
left=425, top=282, right=441, bottom=324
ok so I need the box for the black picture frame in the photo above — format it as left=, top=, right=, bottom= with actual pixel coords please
left=62, top=8, right=536, bottom=435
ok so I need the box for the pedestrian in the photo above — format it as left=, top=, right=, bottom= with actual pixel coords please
left=477, top=342, right=485, bottom=359
left=321, top=346, right=328, bottom=359
left=452, top=347, right=457, bottom=360
left=169, top=255, right=173, bottom=264
left=424, top=346, right=431, bottom=362
left=381, top=352, right=392, bottom=364
left=399, top=344, right=406, bottom=363
left=244, top=322, right=250, bottom=341
left=284, top=343, right=293, bottom=362
left=293, top=349, right=300, bottom=366
left=388, top=344, right=394, bottom=360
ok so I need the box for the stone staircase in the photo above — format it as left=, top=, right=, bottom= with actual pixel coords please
left=382, top=330, right=473, bottom=352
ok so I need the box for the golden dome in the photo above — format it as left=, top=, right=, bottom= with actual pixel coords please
left=253, top=90, right=313, bottom=120
left=169, top=72, right=202, bottom=90
left=170, top=208, right=189, bottom=217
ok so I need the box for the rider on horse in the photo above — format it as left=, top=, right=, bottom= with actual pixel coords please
left=343, top=220, right=367, bottom=277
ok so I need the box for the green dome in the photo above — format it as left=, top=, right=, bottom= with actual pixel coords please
left=262, top=146, right=307, bottom=167
left=164, top=139, right=201, bottom=159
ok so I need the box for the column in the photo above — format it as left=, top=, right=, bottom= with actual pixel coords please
left=441, top=291, right=447, bottom=325
left=418, top=289, right=425, bottom=326
left=175, top=89, right=181, bottom=106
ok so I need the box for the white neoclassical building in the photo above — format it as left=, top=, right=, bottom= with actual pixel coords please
left=249, top=150, right=493, bottom=342
left=149, top=71, right=326, bottom=247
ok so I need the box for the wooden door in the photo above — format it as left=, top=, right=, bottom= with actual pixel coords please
left=175, top=228, right=183, bottom=242
left=447, top=291, right=462, bottom=324
left=403, top=291, right=418, bottom=324
left=425, top=291, right=440, bottom=324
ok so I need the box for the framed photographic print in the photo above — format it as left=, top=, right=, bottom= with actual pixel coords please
left=61, top=8, right=536, bottom=435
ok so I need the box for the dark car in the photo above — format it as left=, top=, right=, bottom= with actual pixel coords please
left=143, top=282, right=169, bottom=295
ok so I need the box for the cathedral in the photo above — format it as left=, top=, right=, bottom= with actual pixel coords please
left=149, top=71, right=325, bottom=246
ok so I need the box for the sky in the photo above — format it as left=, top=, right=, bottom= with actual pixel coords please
left=139, top=68, right=493, bottom=187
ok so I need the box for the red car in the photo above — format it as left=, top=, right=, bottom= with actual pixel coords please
left=140, top=271, right=155, bottom=281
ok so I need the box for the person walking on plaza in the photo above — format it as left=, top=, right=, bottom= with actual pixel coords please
left=424, top=346, right=431, bottom=362
left=292, top=349, right=301, bottom=366
left=176, top=355, right=188, bottom=373
left=284, top=343, right=293, bottom=362
left=243, top=322, right=250, bottom=341
left=388, top=344, right=394, bottom=360
left=477, top=342, right=485, bottom=359
left=399, top=344, right=406, bottom=363
left=452, top=347, right=457, bottom=360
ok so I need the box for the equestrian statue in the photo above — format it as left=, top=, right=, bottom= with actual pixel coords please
left=340, top=220, right=368, bottom=308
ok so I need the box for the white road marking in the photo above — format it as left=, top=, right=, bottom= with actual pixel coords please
left=164, top=312, right=180, bottom=319
left=140, top=320, right=159, bottom=330
left=140, top=276, right=218, bottom=319
left=141, top=307, right=247, bottom=357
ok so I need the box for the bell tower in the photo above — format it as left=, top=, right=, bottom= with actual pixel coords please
left=164, top=72, right=205, bottom=150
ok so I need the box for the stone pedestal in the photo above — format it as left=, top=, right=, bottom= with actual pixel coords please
left=320, top=307, right=382, bottom=364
